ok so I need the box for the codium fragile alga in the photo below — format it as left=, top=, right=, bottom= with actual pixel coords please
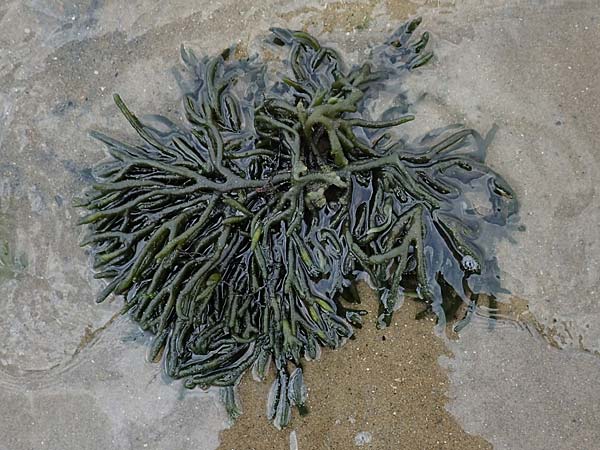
left=77, top=18, right=518, bottom=428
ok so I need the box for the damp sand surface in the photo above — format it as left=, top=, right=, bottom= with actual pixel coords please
left=218, top=291, right=491, bottom=450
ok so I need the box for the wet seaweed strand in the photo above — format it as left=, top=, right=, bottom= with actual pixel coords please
left=77, top=18, right=517, bottom=428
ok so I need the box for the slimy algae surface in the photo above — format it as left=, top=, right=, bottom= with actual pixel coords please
left=77, top=18, right=517, bottom=428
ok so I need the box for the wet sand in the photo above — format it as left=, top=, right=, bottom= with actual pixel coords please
left=218, top=288, right=491, bottom=450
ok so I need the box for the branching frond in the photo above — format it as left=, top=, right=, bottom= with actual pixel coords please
left=78, top=19, right=517, bottom=429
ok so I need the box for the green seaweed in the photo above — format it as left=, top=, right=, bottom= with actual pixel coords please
left=77, top=18, right=517, bottom=428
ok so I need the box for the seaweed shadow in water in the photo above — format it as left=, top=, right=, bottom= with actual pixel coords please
left=77, top=18, right=518, bottom=428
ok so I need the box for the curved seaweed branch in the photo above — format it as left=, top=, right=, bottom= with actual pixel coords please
left=77, top=18, right=517, bottom=428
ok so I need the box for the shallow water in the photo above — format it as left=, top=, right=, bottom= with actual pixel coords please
left=1, top=0, right=599, bottom=449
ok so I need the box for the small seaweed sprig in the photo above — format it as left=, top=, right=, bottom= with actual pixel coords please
left=77, top=18, right=517, bottom=428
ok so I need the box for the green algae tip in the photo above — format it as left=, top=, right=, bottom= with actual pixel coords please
left=77, top=18, right=518, bottom=429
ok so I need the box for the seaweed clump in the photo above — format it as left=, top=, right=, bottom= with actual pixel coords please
left=77, top=19, right=517, bottom=428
